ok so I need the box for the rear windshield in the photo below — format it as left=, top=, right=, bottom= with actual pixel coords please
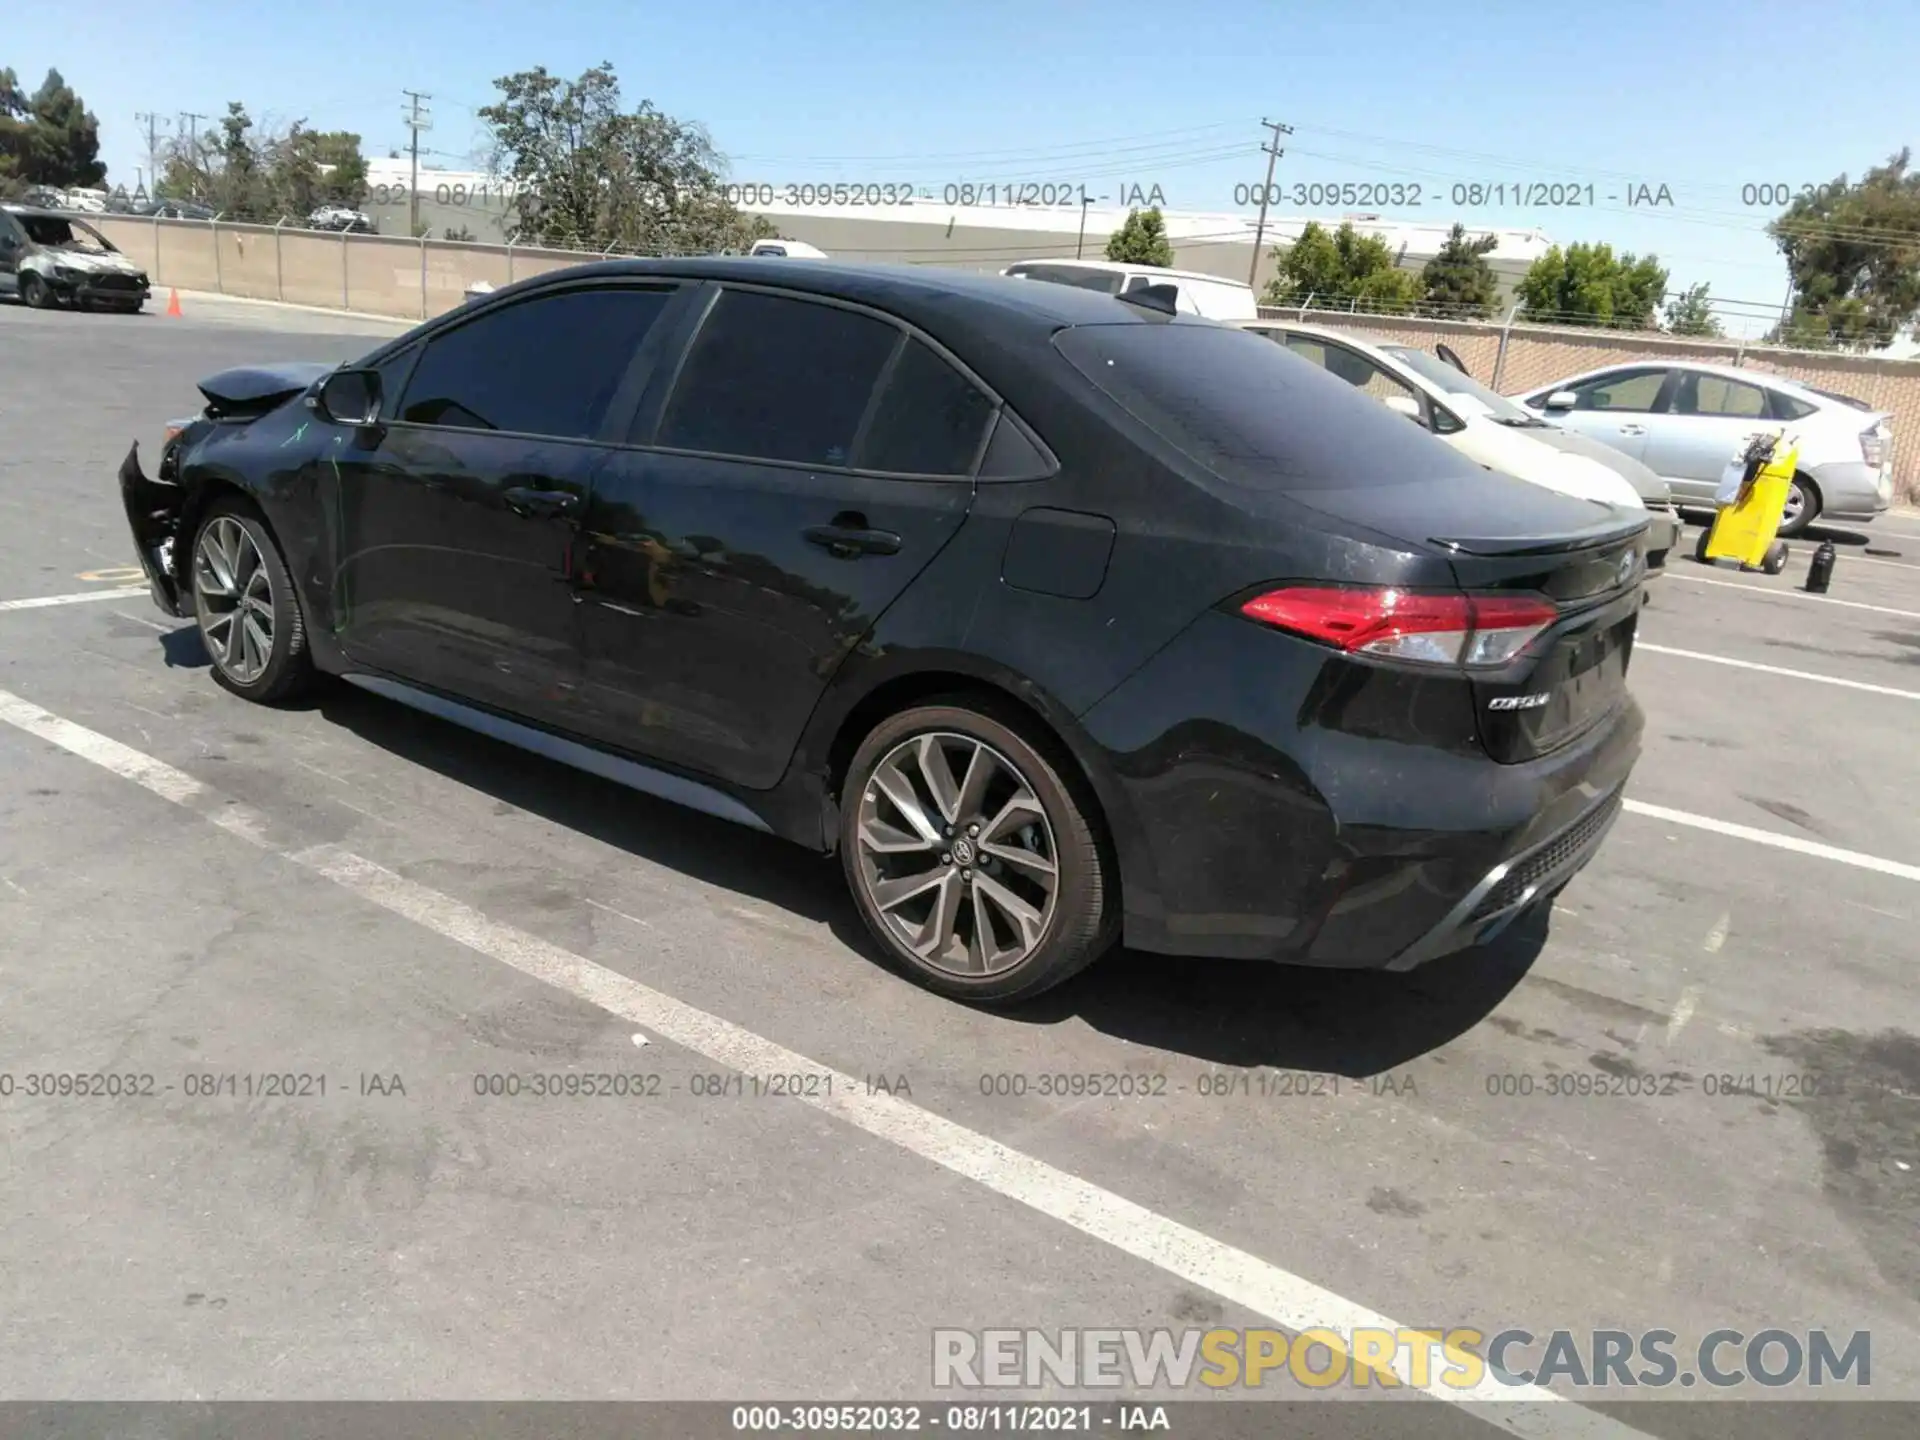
left=1053, top=322, right=1474, bottom=490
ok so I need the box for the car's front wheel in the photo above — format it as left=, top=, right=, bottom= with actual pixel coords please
left=841, top=703, right=1116, bottom=1003
left=20, top=273, right=53, bottom=309
left=189, top=500, right=315, bottom=704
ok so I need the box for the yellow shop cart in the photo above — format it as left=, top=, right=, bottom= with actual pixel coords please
left=1694, top=431, right=1800, bottom=575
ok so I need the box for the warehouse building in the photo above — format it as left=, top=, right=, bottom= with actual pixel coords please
left=360, top=158, right=1553, bottom=296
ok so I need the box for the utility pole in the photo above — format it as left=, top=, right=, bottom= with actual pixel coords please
left=401, top=90, right=433, bottom=237
left=178, top=112, right=208, bottom=200
left=136, top=112, right=168, bottom=197
left=1247, top=118, right=1293, bottom=289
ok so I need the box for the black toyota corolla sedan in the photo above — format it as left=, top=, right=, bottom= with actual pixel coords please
left=117, top=258, right=1647, bottom=1003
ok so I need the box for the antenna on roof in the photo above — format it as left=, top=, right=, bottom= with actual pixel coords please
left=1117, top=283, right=1180, bottom=316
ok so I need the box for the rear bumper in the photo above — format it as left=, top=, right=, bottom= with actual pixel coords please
left=1081, top=608, right=1644, bottom=969
left=1807, top=460, right=1890, bottom=522
left=1385, top=786, right=1623, bottom=970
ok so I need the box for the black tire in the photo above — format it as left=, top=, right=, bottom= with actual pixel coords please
left=20, top=273, right=53, bottom=309
left=189, top=499, right=316, bottom=704
left=1693, top=524, right=1714, bottom=563
left=1777, top=475, right=1820, bottom=538
left=840, top=700, right=1117, bottom=1004
left=1761, top=541, right=1790, bottom=575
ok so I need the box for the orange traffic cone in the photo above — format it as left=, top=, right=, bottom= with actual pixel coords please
left=165, top=288, right=182, bottom=318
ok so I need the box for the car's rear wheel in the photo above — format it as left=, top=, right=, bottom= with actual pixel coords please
left=1778, top=475, right=1821, bottom=537
left=20, top=273, right=53, bottom=309
left=841, top=703, right=1115, bottom=1003
left=190, top=500, right=315, bottom=704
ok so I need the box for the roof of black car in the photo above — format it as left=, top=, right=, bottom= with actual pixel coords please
left=525, top=256, right=1196, bottom=332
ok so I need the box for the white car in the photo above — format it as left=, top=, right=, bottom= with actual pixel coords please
left=749, top=238, right=830, bottom=258
left=1240, top=315, right=1669, bottom=496
left=1004, top=259, right=1260, bottom=322
left=1512, top=362, right=1894, bottom=535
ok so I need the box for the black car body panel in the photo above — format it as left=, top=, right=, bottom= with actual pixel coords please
left=116, top=257, right=1644, bottom=972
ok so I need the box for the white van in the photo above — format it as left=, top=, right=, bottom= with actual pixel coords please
left=749, top=238, right=829, bottom=259
left=1002, top=259, right=1259, bottom=322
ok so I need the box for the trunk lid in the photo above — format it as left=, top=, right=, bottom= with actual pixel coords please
left=1443, top=528, right=1646, bottom=763
left=1288, top=473, right=1648, bottom=764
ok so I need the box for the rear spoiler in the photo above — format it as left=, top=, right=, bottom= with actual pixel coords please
left=1431, top=510, right=1650, bottom=558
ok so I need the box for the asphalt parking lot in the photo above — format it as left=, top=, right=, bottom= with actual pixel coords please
left=1, top=296, right=1917, bottom=1438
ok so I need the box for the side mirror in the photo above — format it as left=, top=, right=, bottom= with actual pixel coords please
left=1384, top=394, right=1425, bottom=425
left=1542, top=390, right=1578, bottom=411
left=315, top=368, right=381, bottom=427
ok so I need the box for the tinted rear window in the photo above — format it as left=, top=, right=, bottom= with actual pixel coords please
left=1054, top=323, right=1473, bottom=490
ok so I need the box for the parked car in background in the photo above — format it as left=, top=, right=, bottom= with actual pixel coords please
left=116, top=259, right=1643, bottom=1004
left=1513, top=362, right=1894, bottom=535
left=0, top=204, right=151, bottom=312
left=1238, top=321, right=1675, bottom=570
left=749, top=238, right=830, bottom=258
left=1004, top=259, right=1260, bottom=322
left=308, top=206, right=376, bottom=234
left=135, top=198, right=216, bottom=221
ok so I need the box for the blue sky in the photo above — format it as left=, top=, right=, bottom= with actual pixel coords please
left=17, top=0, right=1919, bottom=332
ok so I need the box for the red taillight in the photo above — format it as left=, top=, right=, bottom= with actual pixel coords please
left=1239, top=586, right=1558, bottom=668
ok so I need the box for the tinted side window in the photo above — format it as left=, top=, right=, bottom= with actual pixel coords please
left=853, top=339, right=996, bottom=475
left=399, top=286, right=674, bottom=440
left=658, top=289, right=899, bottom=466
left=1680, top=373, right=1767, bottom=418
left=1572, top=369, right=1667, bottom=412
left=1769, top=391, right=1818, bottom=421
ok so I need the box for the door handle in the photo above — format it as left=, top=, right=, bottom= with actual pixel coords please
left=1617, top=423, right=1647, bottom=436
left=803, top=514, right=902, bottom=558
left=503, top=486, right=581, bottom=520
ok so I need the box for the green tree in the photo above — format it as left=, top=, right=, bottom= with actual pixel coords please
left=155, top=107, right=368, bottom=219
left=1418, top=223, right=1499, bottom=318
left=1515, top=242, right=1667, bottom=327
left=1766, top=149, right=1920, bottom=351
left=1104, top=207, right=1174, bottom=266
left=0, top=67, right=105, bottom=190
left=1663, top=281, right=1723, bottom=337
left=0, top=69, right=26, bottom=193
left=480, top=61, right=774, bottom=254
left=1262, top=220, right=1418, bottom=313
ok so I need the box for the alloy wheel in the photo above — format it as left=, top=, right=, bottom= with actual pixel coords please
left=1783, top=482, right=1806, bottom=527
left=854, top=732, right=1060, bottom=976
left=194, top=516, right=275, bottom=684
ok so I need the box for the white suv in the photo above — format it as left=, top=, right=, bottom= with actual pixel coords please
left=1513, top=362, right=1894, bottom=535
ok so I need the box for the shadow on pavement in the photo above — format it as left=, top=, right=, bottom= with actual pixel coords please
left=308, top=677, right=1544, bottom=1077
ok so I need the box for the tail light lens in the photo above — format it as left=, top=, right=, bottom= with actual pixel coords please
left=1240, top=586, right=1559, bottom=669
left=1860, top=425, right=1886, bottom=468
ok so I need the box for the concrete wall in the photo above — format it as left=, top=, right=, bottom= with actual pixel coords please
left=90, top=215, right=1920, bottom=502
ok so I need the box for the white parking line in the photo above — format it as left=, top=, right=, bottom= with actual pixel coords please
left=1623, top=799, right=1920, bottom=884
left=1664, top=571, right=1920, bottom=619
left=1636, top=643, right=1920, bottom=701
left=0, top=585, right=151, bottom=613
left=0, top=684, right=1650, bottom=1437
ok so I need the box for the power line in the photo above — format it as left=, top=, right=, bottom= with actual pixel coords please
left=727, top=120, right=1249, bottom=168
